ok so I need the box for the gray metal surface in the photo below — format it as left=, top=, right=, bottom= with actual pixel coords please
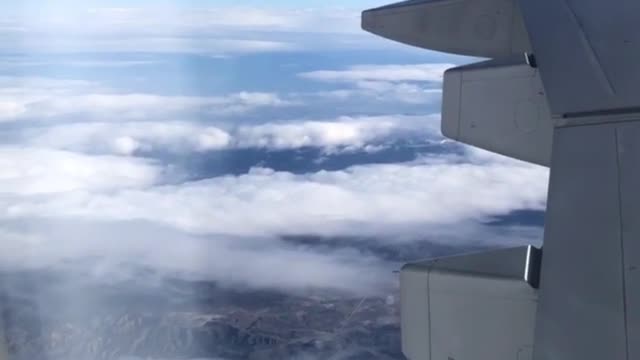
left=518, top=0, right=640, bottom=116
left=613, top=122, right=640, bottom=360
left=442, top=58, right=553, bottom=166
left=363, top=2, right=640, bottom=360
left=400, top=268, right=431, bottom=360
left=429, top=273, right=536, bottom=360
left=401, top=246, right=540, bottom=360
left=534, top=123, right=628, bottom=360
left=362, top=0, right=531, bottom=58
left=406, top=246, right=541, bottom=283
left=0, top=315, right=6, bottom=360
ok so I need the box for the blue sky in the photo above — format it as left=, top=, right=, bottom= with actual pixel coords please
left=0, top=1, right=547, bottom=294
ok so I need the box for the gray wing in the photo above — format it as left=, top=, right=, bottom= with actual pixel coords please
left=364, top=1, right=640, bottom=360
left=364, top=0, right=553, bottom=166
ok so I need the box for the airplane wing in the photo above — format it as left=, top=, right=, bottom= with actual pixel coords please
left=364, top=1, right=640, bottom=360
left=364, top=0, right=553, bottom=166
left=362, top=0, right=531, bottom=58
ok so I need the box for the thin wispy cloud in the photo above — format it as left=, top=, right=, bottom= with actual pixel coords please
left=0, top=5, right=394, bottom=55
left=299, top=64, right=453, bottom=83
left=0, top=76, right=290, bottom=123
left=299, top=63, right=451, bottom=104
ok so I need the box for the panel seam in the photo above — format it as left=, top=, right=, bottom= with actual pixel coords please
left=427, top=271, right=432, bottom=360
left=614, top=127, right=630, bottom=360
left=454, top=73, right=463, bottom=139
left=560, top=0, right=616, bottom=95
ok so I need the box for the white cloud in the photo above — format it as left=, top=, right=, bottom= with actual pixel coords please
left=314, top=81, right=443, bottom=105
left=19, top=37, right=295, bottom=55
left=0, top=76, right=100, bottom=96
left=0, top=150, right=548, bottom=240
left=0, top=146, right=546, bottom=294
left=0, top=76, right=290, bottom=122
left=299, top=64, right=454, bottom=83
left=0, top=147, right=159, bottom=195
left=0, top=58, right=160, bottom=68
left=234, top=115, right=439, bottom=150
left=0, top=221, right=390, bottom=295
left=300, top=64, right=452, bottom=104
left=0, top=6, right=384, bottom=54
left=21, top=6, right=364, bottom=35
left=20, top=115, right=439, bottom=155
left=25, top=121, right=233, bottom=155
left=0, top=68, right=543, bottom=295
left=27, top=92, right=287, bottom=120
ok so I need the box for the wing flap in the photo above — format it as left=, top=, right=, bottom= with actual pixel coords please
left=442, top=58, right=553, bottom=166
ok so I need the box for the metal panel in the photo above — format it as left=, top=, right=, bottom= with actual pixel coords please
left=518, top=0, right=640, bottom=115
left=614, top=121, right=640, bottom=360
left=401, top=267, right=431, bottom=360
left=441, top=68, right=461, bottom=141
left=442, top=59, right=553, bottom=166
left=362, top=0, right=531, bottom=58
left=0, top=302, right=6, bottom=360
left=408, top=246, right=540, bottom=282
left=429, top=273, right=537, bottom=360
left=534, top=124, right=627, bottom=360
left=402, top=246, right=539, bottom=360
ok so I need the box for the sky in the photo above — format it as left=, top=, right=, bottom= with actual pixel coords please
left=0, top=1, right=549, bottom=298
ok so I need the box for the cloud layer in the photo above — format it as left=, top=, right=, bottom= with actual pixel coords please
left=0, top=5, right=398, bottom=55
left=0, top=145, right=547, bottom=294
left=18, top=115, right=438, bottom=156
left=0, top=80, right=288, bottom=123
left=2, top=149, right=547, bottom=236
left=300, top=63, right=451, bottom=104
left=0, top=31, right=542, bottom=295
left=299, top=64, right=453, bottom=83
left=0, top=147, right=159, bottom=195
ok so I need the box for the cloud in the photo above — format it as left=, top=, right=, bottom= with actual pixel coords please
left=0, top=220, right=390, bottom=295
left=0, top=146, right=546, bottom=295
left=299, top=64, right=453, bottom=83
left=299, top=64, right=452, bottom=104
left=0, top=70, right=544, bottom=295
left=25, top=6, right=364, bottom=35
left=0, top=38, right=539, bottom=298
left=313, top=82, right=443, bottom=105
left=0, top=5, right=388, bottom=55
left=0, top=76, right=99, bottom=96
left=234, top=115, right=435, bottom=150
left=19, top=37, right=295, bottom=55
left=0, top=76, right=290, bottom=123
left=0, top=142, right=547, bottom=297
left=0, top=58, right=160, bottom=68
left=0, top=147, right=159, bottom=195
left=24, top=121, right=234, bottom=155
left=0, top=63, right=445, bottom=128
left=0, top=149, right=548, bottom=241
left=13, top=115, right=439, bottom=156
